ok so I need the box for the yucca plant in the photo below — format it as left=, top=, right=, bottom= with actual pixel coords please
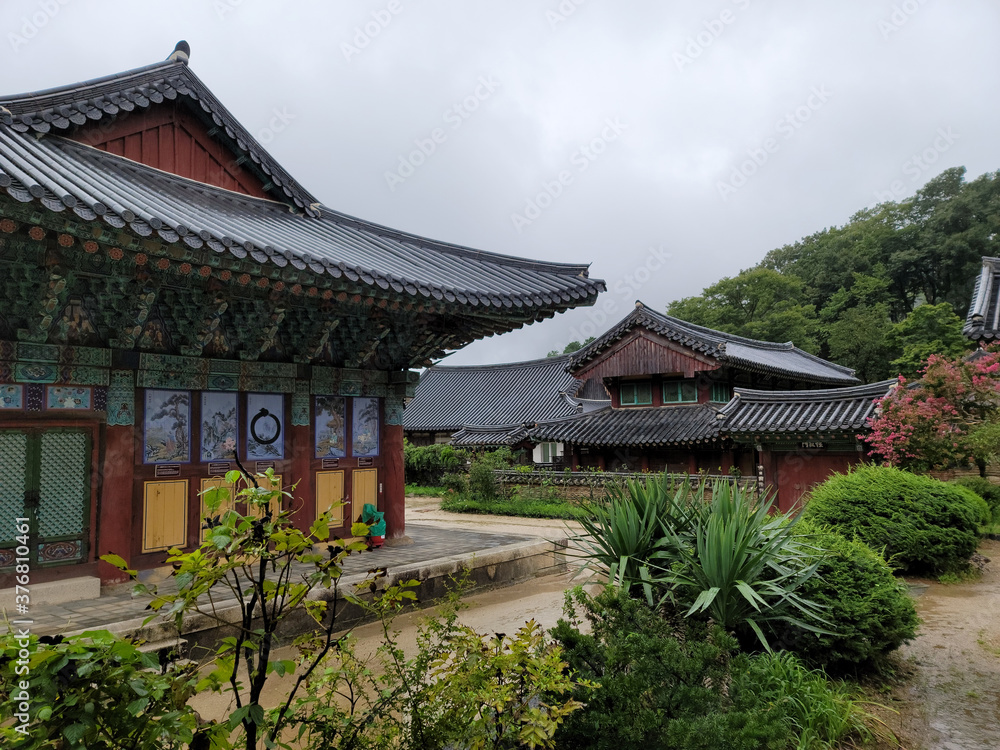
left=572, top=473, right=690, bottom=595
left=653, top=480, right=828, bottom=649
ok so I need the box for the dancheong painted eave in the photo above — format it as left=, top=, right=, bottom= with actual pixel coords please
left=0, top=45, right=605, bottom=320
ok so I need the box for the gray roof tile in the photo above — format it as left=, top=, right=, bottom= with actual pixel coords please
left=570, top=302, right=858, bottom=385
left=529, top=403, right=723, bottom=447
left=964, top=256, right=1000, bottom=340
left=717, top=380, right=896, bottom=436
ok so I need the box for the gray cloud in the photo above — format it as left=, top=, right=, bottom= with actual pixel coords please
left=5, top=0, right=998, bottom=364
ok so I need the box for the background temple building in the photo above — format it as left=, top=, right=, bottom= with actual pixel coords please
left=408, top=302, right=895, bottom=510
left=0, top=43, right=603, bottom=589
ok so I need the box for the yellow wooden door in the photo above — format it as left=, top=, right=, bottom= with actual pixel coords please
left=315, top=470, right=345, bottom=528
left=200, top=477, right=236, bottom=541
left=352, top=469, right=378, bottom=522
left=143, top=480, right=189, bottom=553
left=247, top=474, right=283, bottom=518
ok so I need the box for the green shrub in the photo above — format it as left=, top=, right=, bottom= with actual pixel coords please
left=768, top=523, right=919, bottom=672
left=441, top=472, right=467, bottom=495
left=954, top=476, right=998, bottom=522
left=403, top=441, right=467, bottom=485
left=551, top=587, right=792, bottom=750
left=440, top=494, right=589, bottom=519
left=952, top=484, right=992, bottom=526
left=803, top=465, right=981, bottom=576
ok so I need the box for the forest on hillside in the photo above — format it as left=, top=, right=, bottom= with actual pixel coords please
left=667, top=167, right=1000, bottom=382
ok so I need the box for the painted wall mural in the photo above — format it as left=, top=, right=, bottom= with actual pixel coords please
left=314, top=396, right=346, bottom=458
left=352, top=397, right=379, bottom=457
left=46, top=386, right=92, bottom=410
left=201, top=392, right=238, bottom=461
left=144, top=389, right=190, bottom=463
left=0, top=384, right=23, bottom=409
left=247, top=393, right=284, bottom=460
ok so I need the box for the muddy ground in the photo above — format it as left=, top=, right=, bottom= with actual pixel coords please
left=884, top=538, right=1000, bottom=750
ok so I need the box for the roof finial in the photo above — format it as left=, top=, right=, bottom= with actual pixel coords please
left=634, top=300, right=644, bottom=309
left=168, top=40, right=190, bottom=64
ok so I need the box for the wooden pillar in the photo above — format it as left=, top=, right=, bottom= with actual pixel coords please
left=97, top=424, right=135, bottom=584
left=289, top=423, right=313, bottom=529
left=640, top=454, right=650, bottom=472
left=687, top=453, right=698, bottom=475
left=383, top=423, right=406, bottom=539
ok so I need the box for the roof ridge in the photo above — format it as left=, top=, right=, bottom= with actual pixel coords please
left=0, top=56, right=318, bottom=211
left=427, top=355, right=574, bottom=371
left=732, top=380, right=896, bottom=401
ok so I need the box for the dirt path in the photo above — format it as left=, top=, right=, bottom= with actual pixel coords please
left=889, top=539, right=1000, bottom=750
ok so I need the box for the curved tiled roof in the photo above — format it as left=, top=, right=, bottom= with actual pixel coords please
left=529, top=404, right=723, bottom=447
left=450, top=423, right=533, bottom=448
left=717, top=380, right=896, bottom=436
left=0, top=58, right=315, bottom=212
left=569, top=303, right=858, bottom=385
left=403, top=356, right=585, bottom=432
left=964, top=256, right=1000, bottom=340
left=0, top=123, right=602, bottom=311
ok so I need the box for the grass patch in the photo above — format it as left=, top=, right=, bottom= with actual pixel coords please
left=440, top=494, right=590, bottom=520
left=937, top=566, right=982, bottom=584
left=405, top=484, right=446, bottom=497
left=977, top=629, right=1000, bottom=657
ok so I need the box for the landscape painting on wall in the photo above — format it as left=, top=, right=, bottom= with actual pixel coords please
left=247, top=393, right=284, bottom=460
left=144, top=389, right=190, bottom=463
left=201, top=392, right=238, bottom=462
left=352, top=397, right=379, bottom=457
left=315, top=396, right=346, bottom=458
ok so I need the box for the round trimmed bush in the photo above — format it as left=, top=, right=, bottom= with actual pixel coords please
left=954, top=477, right=999, bottom=523
left=803, top=465, right=981, bottom=576
left=769, top=523, right=919, bottom=672
left=952, top=484, right=992, bottom=526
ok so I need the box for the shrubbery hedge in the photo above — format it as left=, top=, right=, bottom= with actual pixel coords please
left=769, top=523, right=919, bottom=672
left=403, top=441, right=467, bottom=485
left=804, top=465, right=981, bottom=576
left=954, top=476, right=1000, bottom=523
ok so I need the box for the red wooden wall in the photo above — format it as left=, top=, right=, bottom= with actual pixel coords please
left=574, top=330, right=719, bottom=381
left=68, top=103, right=270, bottom=199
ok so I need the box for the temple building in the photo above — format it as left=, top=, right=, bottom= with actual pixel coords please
left=0, top=42, right=603, bottom=588
left=408, top=301, right=894, bottom=510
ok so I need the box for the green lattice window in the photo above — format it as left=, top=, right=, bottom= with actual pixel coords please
left=663, top=380, right=698, bottom=404
left=620, top=381, right=652, bottom=406
left=0, top=428, right=90, bottom=569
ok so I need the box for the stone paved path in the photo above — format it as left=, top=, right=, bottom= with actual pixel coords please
left=10, top=521, right=538, bottom=637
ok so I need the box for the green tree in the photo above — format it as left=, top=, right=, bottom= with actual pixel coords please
left=888, top=302, right=971, bottom=379
left=667, top=268, right=819, bottom=351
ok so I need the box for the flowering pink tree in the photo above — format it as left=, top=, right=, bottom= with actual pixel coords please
left=866, top=349, right=1000, bottom=471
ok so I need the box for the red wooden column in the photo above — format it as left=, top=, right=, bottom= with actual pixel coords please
left=98, top=370, right=139, bottom=584
left=289, top=423, right=313, bottom=528
left=97, top=424, right=135, bottom=583
left=383, top=423, right=406, bottom=540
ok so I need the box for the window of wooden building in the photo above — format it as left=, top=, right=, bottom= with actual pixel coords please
left=620, top=381, right=653, bottom=406
left=663, top=380, right=697, bottom=404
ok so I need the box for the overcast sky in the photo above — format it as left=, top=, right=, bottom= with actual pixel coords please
left=5, top=0, right=999, bottom=365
